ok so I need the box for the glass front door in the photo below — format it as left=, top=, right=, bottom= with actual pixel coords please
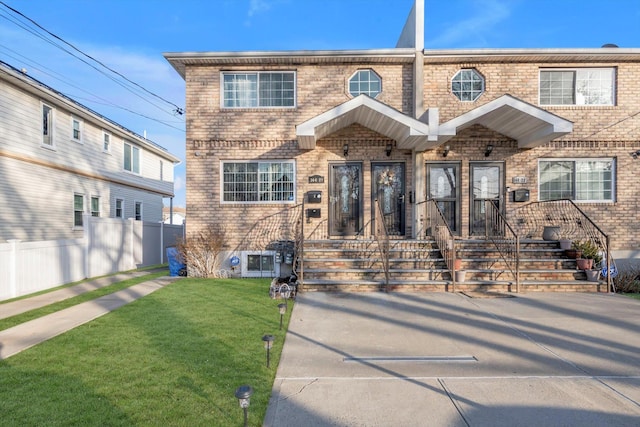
left=372, top=163, right=405, bottom=236
left=427, top=163, right=460, bottom=234
left=470, top=162, right=504, bottom=235
left=329, top=163, right=362, bottom=236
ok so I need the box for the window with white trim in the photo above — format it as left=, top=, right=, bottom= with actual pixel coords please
left=91, top=196, right=100, bottom=217
left=241, top=251, right=278, bottom=278
left=74, top=194, right=84, bottom=227
left=222, top=71, right=295, bottom=108
left=348, top=69, right=382, bottom=98
left=42, top=103, right=54, bottom=147
left=103, top=131, right=111, bottom=152
left=452, top=69, right=484, bottom=101
left=72, top=117, right=83, bottom=143
left=539, top=68, right=615, bottom=106
left=134, top=201, right=142, bottom=220
left=124, top=142, right=140, bottom=173
left=222, top=161, right=295, bottom=203
left=539, top=158, right=615, bottom=202
left=115, top=198, right=124, bottom=218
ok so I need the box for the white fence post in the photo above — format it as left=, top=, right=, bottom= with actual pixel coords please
left=8, top=239, right=20, bottom=298
left=83, top=214, right=91, bottom=279
left=160, top=221, right=164, bottom=264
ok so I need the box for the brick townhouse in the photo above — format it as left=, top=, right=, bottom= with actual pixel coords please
left=165, top=0, right=640, bottom=289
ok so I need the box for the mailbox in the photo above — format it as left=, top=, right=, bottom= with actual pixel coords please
left=513, top=189, right=530, bottom=202
left=307, top=191, right=322, bottom=204
left=307, top=208, right=321, bottom=218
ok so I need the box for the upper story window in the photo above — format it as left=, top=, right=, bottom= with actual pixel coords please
left=124, top=142, right=140, bottom=173
left=348, top=69, right=381, bottom=98
left=71, top=117, right=83, bottom=143
left=42, top=103, right=54, bottom=147
left=539, top=68, right=615, bottom=106
left=539, top=158, right=615, bottom=202
left=222, top=160, right=295, bottom=203
left=222, top=71, right=295, bottom=108
left=452, top=69, right=484, bottom=101
left=103, top=131, right=111, bottom=153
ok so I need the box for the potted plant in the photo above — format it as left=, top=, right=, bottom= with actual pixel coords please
left=572, top=240, right=603, bottom=272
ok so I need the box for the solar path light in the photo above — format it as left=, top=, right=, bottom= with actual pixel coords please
left=262, top=334, right=274, bottom=368
left=278, top=303, right=287, bottom=330
left=234, top=385, right=253, bottom=427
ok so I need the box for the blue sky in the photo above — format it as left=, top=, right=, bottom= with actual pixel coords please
left=1, top=0, right=639, bottom=207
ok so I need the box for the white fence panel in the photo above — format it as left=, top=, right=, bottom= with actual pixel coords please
left=16, top=239, right=86, bottom=296
left=0, top=216, right=184, bottom=301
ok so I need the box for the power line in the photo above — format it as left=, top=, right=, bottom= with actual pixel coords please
left=0, top=1, right=184, bottom=116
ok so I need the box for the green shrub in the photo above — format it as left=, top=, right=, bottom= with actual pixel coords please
left=571, top=240, right=603, bottom=265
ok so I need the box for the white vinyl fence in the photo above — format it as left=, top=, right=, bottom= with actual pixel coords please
left=0, top=215, right=184, bottom=301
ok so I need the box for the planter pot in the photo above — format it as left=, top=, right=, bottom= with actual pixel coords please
left=576, top=258, right=594, bottom=270
left=585, top=269, right=600, bottom=282
left=542, top=226, right=561, bottom=241
left=565, top=249, right=582, bottom=259
left=454, top=270, right=466, bottom=283
left=559, top=239, right=572, bottom=250
left=454, top=258, right=462, bottom=271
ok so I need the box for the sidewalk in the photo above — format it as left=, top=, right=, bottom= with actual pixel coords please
left=0, top=270, right=178, bottom=360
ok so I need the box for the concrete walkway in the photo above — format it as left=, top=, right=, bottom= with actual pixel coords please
left=0, top=272, right=178, bottom=360
left=265, top=291, right=640, bottom=426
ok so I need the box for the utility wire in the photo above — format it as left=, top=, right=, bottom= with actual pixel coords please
left=0, top=8, right=182, bottom=120
left=0, top=1, right=184, bottom=116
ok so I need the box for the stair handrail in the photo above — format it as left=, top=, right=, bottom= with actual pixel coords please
left=420, top=199, right=458, bottom=292
left=510, top=199, right=611, bottom=292
left=484, top=200, right=520, bottom=292
left=373, top=198, right=390, bottom=291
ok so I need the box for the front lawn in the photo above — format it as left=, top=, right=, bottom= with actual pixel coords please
left=0, top=278, right=289, bottom=426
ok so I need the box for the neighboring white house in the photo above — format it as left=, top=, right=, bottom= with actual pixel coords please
left=163, top=206, right=186, bottom=225
left=0, top=60, right=181, bottom=242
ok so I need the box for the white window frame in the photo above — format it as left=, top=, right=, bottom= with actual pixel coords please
left=241, top=251, right=279, bottom=278
left=124, top=141, right=141, bottom=174
left=221, top=71, right=296, bottom=108
left=103, top=131, right=112, bottom=153
left=539, top=68, right=616, bottom=106
left=41, top=102, right=55, bottom=148
left=71, top=117, right=83, bottom=143
left=348, top=69, right=382, bottom=98
left=451, top=69, right=485, bottom=102
left=115, top=198, right=124, bottom=218
left=73, top=193, right=84, bottom=228
left=134, top=201, right=142, bottom=221
left=538, top=158, right=615, bottom=203
left=221, top=160, right=296, bottom=204
left=90, top=196, right=100, bottom=217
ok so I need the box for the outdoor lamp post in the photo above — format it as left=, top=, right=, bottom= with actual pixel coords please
left=234, top=385, right=254, bottom=427
left=262, top=334, right=274, bottom=368
left=278, top=303, right=287, bottom=330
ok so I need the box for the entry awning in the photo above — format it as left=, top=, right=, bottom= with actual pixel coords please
left=438, top=94, right=573, bottom=148
left=296, top=94, right=439, bottom=151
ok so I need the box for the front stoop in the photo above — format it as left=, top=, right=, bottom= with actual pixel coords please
left=300, top=238, right=603, bottom=293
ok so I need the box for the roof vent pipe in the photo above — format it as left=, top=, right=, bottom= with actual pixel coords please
left=601, top=43, right=619, bottom=48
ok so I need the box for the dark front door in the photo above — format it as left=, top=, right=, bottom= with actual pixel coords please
left=329, top=163, right=362, bottom=236
left=427, top=162, right=460, bottom=234
left=470, top=162, right=504, bottom=235
left=372, top=163, right=405, bottom=236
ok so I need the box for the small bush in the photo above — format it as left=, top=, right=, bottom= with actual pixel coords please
left=176, top=225, right=228, bottom=278
left=613, top=264, right=640, bottom=293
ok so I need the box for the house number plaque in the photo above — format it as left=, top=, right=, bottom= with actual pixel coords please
left=308, top=175, right=325, bottom=184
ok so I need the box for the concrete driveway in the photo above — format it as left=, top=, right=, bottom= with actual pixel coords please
left=264, top=291, right=640, bottom=426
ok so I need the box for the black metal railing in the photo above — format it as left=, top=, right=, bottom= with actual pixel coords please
left=373, top=199, right=391, bottom=291
left=418, top=199, right=459, bottom=291
left=484, top=200, right=520, bottom=292
left=511, top=199, right=611, bottom=292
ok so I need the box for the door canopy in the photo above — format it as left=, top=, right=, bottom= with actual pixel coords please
left=296, top=94, right=439, bottom=151
left=438, top=94, right=573, bottom=149
left=296, top=94, right=572, bottom=152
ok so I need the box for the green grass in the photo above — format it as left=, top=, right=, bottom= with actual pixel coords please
left=0, top=277, right=290, bottom=426
left=623, top=293, right=640, bottom=300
